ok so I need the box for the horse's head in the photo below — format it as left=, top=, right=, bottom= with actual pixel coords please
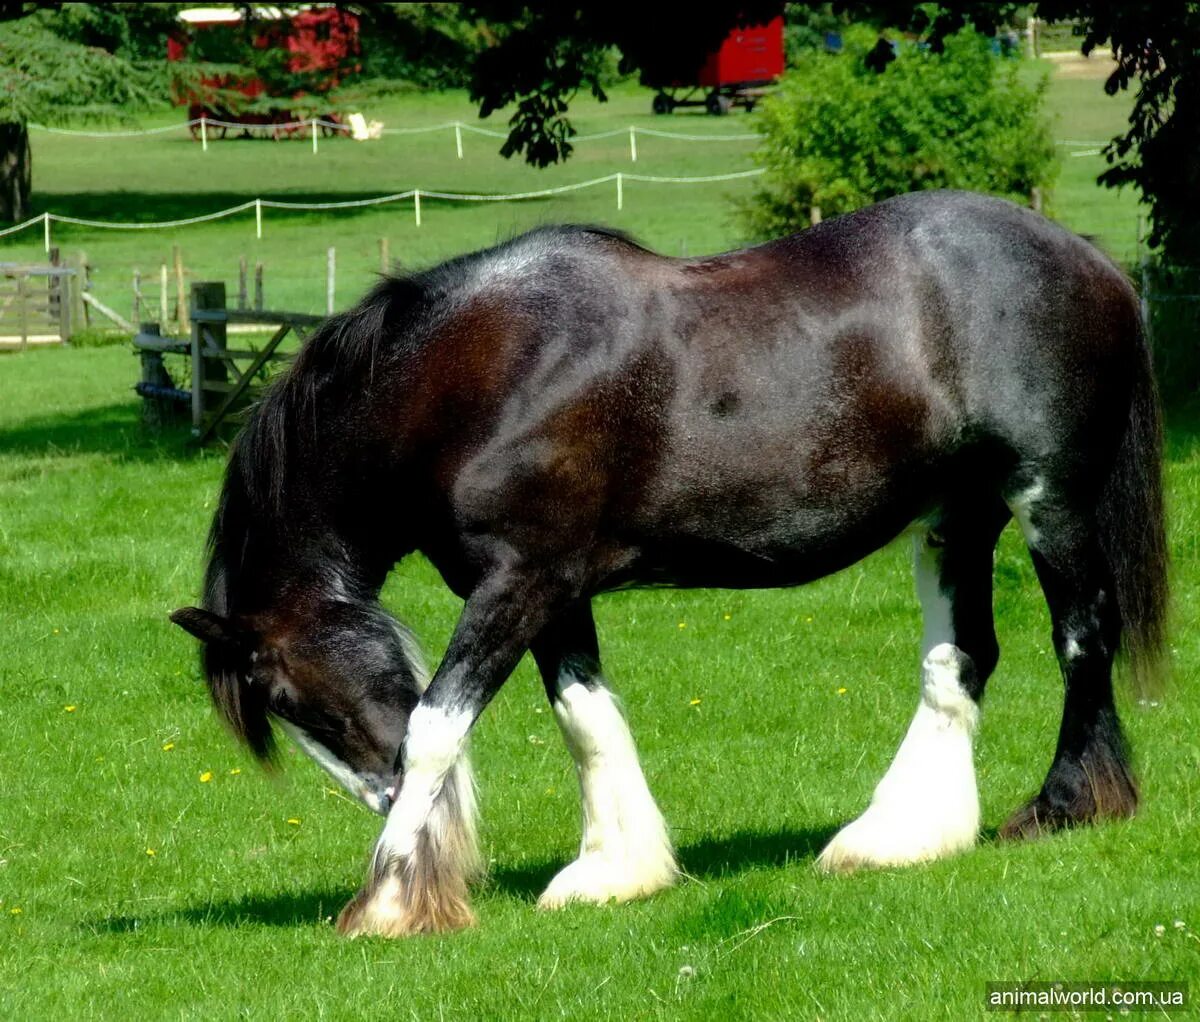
left=170, top=600, right=426, bottom=816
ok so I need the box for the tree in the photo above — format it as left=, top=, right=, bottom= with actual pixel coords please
left=1037, top=1, right=1200, bottom=266
left=0, top=4, right=175, bottom=221
left=743, top=26, right=1057, bottom=237
left=463, top=3, right=1199, bottom=264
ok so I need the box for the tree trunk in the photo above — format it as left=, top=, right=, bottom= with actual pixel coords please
left=0, top=123, right=32, bottom=223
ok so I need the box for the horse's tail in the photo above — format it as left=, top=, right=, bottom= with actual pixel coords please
left=1096, top=319, right=1170, bottom=698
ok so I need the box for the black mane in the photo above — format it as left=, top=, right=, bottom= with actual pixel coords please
left=199, top=224, right=645, bottom=756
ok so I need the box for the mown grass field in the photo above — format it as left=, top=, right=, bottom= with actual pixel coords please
left=2, top=66, right=1197, bottom=1020
left=3, top=67, right=1145, bottom=321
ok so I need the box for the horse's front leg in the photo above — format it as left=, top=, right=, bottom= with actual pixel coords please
left=337, top=567, right=560, bottom=938
left=531, top=602, right=677, bottom=908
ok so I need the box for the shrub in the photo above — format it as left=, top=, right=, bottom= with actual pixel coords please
left=743, top=26, right=1058, bottom=238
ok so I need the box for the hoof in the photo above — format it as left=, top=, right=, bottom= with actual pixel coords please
left=335, top=878, right=476, bottom=938
left=1000, top=762, right=1138, bottom=842
left=537, top=853, right=676, bottom=910
left=816, top=805, right=978, bottom=874
left=998, top=797, right=1062, bottom=841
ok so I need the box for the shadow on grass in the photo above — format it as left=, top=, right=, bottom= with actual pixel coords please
left=92, top=888, right=348, bottom=934
left=0, top=401, right=204, bottom=462
left=84, top=826, right=840, bottom=933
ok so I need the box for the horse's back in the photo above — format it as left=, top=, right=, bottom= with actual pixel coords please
left=422, top=195, right=1146, bottom=592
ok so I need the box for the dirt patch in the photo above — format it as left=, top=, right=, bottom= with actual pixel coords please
left=1042, top=49, right=1117, bottom=80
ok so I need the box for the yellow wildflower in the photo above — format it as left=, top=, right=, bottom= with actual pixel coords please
left=162, top=743, right=175, bottom=752
left=199, top=771, right=213, bottom=783
left=286, top=818, right=301, bottom=826
left=145, top=849, right=156, bottom=857
left=689, top=698, right=702, bottom=707
left=64, top=705, right=76, bottom=713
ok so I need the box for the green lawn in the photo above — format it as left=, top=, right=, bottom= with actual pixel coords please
left=2, top=69, right=1144, bottom=320
left=2, top=70, right=1196, bottom=1021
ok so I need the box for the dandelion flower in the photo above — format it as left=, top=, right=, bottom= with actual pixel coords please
left=10, top=907, right=21, bottom=915
left=229, top=768, right=241, bottom=776
left=162, top=743, right=175, bottom=752
left=64, top=705, right=76, bottom=713
left=837, top=687, right=847, bottom=695
left=199, top=771, right=213, bottom=783
left=678, top=621, right=687, bottom=630
left=145, top=849, right=156, bottom=857
left=286, top=818, right=301, bottom=826
left=689, top=698, right=702, bottom=706
left=723, top=613, right=731, bottom=621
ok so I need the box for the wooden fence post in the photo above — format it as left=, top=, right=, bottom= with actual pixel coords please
left=17, top=273, right=28, bottom=350
left=190, top=281, right=227, bottom=435
left=326, top=246, right=336, bottom=314
left=238, top=255, right=248, bottom=310
left=173, top=245, right=186, bottom=334
left=69, top=250, right=87, bottom=333
left=254, top=262, right=264, bottom=311
left=159, top=263, right=169, bottom=327
left=139, top=322, right=170, bottom=428
left=132, top=268, right=142, bottom=324
left=60, top=269, right=72, bottom=341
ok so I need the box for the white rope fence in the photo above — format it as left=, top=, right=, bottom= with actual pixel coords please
left=0, top=169, right=766, bottom=250
left=29, top=117, right=762, bottom=161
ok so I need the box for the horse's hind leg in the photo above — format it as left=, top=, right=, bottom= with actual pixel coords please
left=818, top=500, right=1009, bottom=872
left=531, top=601, right=677, bottom=908
left=999, top=489, right=1137, bottom=838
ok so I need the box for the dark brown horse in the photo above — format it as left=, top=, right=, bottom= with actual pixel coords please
left=172, top=190, right=1167, bottom=937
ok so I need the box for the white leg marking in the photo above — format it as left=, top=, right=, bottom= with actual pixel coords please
left=539, top=679, right=677, bottom=908
left=817, top=532, right=981, bottom=872
left=373, top=703, right=478, bottom=871
left=912, top=530, right=953, bottom=658
left=1007, top=478, right=1045, bottom=546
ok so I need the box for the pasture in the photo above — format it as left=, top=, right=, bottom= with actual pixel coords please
left=2, top=75, right=1197, bottom=1019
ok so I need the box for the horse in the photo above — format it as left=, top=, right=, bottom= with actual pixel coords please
left=171, top=189, right=1168, bottom=937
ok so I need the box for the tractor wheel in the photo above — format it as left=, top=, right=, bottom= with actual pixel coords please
left=705, top=92, right=732, bottom=116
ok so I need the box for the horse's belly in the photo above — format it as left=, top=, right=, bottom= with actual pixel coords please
left=614, top=471, right=928, bottom=591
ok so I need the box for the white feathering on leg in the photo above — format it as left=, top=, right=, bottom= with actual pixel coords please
left=539, top=680, right=677, bottom=908
left=817, top=644, right=981, bottom=871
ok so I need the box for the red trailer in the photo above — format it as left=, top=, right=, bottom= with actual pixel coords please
left=169, top=6, right=359, bottom=139
left=650, top=16, right=785, bottom=115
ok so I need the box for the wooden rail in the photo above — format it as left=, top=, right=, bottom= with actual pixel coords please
left=132, top=281, right=322, bottom=444
left=0, top=263, right=77, bottom=349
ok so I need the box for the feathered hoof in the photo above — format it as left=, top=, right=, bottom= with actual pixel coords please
left=1000, top=764, right=1139, bottom=841
left=335, top=881, right=476, bottom=938
left=537, top=853, right=677, bottom=910
left=816, top=807, right=978, bottom=874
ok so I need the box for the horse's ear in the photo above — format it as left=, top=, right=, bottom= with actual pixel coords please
left=170, top=607, right=249, bottom=649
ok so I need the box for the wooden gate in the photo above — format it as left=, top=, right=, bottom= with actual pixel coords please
left=133, top=281, right=323, bottom=445
left=0, top=264, right=76, bottom=349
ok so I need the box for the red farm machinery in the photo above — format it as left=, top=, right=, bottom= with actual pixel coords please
left=169, top=6, right=359, bottom=139
left=648, top=16, right=785, bottom=115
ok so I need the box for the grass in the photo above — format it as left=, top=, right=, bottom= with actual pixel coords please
left=2, top=69, right=1196, bottom=1020
left=1, top=68, right=1145, bottom=320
